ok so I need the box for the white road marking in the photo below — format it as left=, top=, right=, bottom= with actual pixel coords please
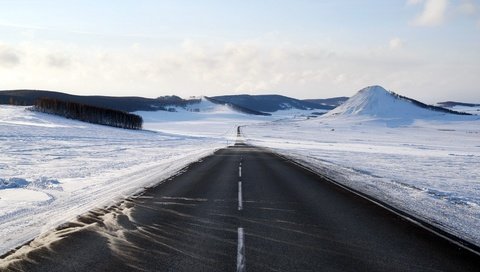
left=237, top=227, right=246, bottom=272
left=237, top=162, right=246, bottom=271
left=238, top=181, right=243, bottom=211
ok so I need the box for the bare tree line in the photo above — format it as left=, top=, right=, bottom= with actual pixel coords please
left=33, top=98, right=143, bottom=130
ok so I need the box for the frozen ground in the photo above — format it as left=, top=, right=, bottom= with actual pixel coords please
left=2, top=88, right=479, bottom=256
left=0, top=104, right=252, bottom=256
left=244, top=86, right=480, bottom=246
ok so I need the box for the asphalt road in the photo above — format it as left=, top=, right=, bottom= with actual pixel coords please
left=2, top=143, right=480, bottom=271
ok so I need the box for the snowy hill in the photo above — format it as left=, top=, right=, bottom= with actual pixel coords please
left=141, top=96, right=266, bottom=118
left=192, top=97, right=269, bottom=115
left=212, top=94, right=331, bottom=113
left=325, top=86, right=472, bottom=123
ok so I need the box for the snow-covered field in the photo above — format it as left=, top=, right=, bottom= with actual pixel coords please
left=0, top=104, right=250, bottom=256
left=244, top=86, right=480, bottom=246
left=1, top=87, right=479, bottom=256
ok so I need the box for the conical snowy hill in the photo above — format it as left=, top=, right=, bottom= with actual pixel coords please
left=325, top=85, right=469, bottom=120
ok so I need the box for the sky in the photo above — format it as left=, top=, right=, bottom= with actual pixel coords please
left=0, top=0, right=479, bottom=102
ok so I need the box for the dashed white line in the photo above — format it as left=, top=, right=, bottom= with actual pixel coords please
left=237, top=161, right=246, bottom=271
left=238, top=181, right=243, bottom=211
left=237, top=227, right=246, bottom=272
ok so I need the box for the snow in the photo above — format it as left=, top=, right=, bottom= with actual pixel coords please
left=0, top=189, right=50, bottom=203
left=136, top=97, right=269, bottom=138
left=326, top=86, right=474, bottom=127
left=2, top=86, right=480, bottom=256
left=0, top=105, right=242, bottom=256
left=135, top=96, right=313, bottom=137
left=244, top=86, right=480, bottom=246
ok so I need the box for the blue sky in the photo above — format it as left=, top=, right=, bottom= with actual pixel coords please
left=0, top=0, right=479, bottom=102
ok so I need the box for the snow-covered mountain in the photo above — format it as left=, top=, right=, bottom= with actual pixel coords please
left=325, top=85, right=472, bottom=121
left=140, top=96, right=267, bottom=119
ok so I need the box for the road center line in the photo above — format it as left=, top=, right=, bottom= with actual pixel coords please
left=239, top=166, right=242, bottom=178
left=237, top=227, right=246, bottom=272
left=238, top=181, right=243, bottom=211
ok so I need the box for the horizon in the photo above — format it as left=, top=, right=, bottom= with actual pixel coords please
left=1, top=85, right=475, bottom=104
left=0, top=0, right=479, bottom=103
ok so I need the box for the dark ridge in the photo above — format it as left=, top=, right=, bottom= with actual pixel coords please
left=0, top=90, right=199, bottom=112
left=303, top=97, right=349, bottom=108
left=204, top=97, right=271, bottom=116
left=391, top=92, right=472, bottom=116
left=157, top=95, right=202, bottom=106
left=437, top=101, right=480, bottom=108
left=212, top=94, right=332, bottom=112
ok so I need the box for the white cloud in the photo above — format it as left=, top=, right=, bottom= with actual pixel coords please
left=0, top=44, right=21, bottom=67
left=389, top=37, right=404, bottom=49
left=0, top=40, right=478, bottom=102
left=47, top=54, right=71, bottom=68
left=410, top=0, right=449, bottom=27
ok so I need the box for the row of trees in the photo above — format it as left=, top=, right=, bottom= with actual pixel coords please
left=33, top=98, right=143, bottom=130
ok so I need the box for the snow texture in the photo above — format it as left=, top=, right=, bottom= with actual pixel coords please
left=244, top=86, right=480, bottom=246
left=0, top=104, right=245, bottom=256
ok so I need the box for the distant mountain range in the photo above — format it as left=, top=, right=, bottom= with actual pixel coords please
left=1, top=88, right=476, bottom=117
left=0, top=89, right=186, bottom=112
left=211, top=94, right=337, bottom=112
left=437, top=101, right=480, bottom=108
left=0, top=89, right=345, bottom=115
left=302, top=97, right=349, bottom=108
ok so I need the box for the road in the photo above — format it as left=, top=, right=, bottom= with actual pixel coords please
left=1, top=143, right=480, bottom=271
